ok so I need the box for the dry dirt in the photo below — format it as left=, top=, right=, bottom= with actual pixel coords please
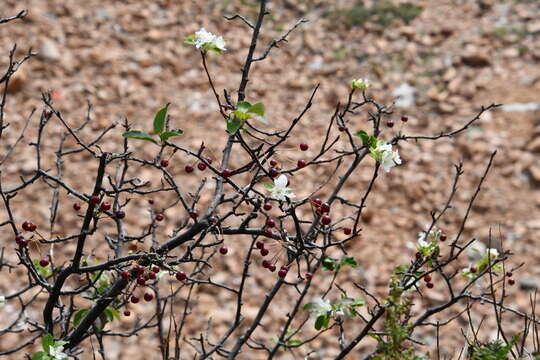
left=1, top=0, right=540, bottom=359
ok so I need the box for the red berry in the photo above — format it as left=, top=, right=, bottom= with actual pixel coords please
left=280, top=265, right=289, bottom=271
left=175, top=271, right=187, bottom=281
left=338, top=125, right=346, bottom=132
left=197, top=162, right=206, bottom=171
left=424, top=274, right=432, bottom=282
left=185, top=164, right=194, bottom=173
left=147, top=271, right=156, bottom=280
left=415, top=252, right=422, bottom=259
left=221, top=169, right=232, bottom=178
left=386, top=120, right=394, bottom=128
left=321, top=203, right=330, bottom=213
left=401, top=115, right=408, bottom=122
left=43, top=109, right=53, bottom=119
left=508, top=278, right=515, bottom=286
left=124, top=310, right=131, bottom=316
left=206, top=158, right=213, bottom=164
left=190, top=210, right=199, bottom=219
left=22, top=220, right=32, bottom=231
left=278, top=269, right=288, bottom=278
left=121, top=271, right=131, bottom=280
left=90, top=195, right=100, bottom=205
left=100, top=202, right=111, bottom=211
left=269, top=159, right=278, bottom=167
left=155, top=213, right=164, bottom=222
left=29, top=223, right=37, bottom=232
left=135, top=265, right=145, bottom=276
left=321, top=215, right=331, bottom=225
left=440, top=234, right=447, bottom=241
left=148, top=199, right=155, bottom=205
left=18, top=238, right=28, bottom=248
left=152, top=266, right=160, bottom=273
left=269, top=168, right=279, bottom=178
left=160, top=159, right=169, bottom=168
left=136, top=277, right=146, bottom=286
left=39, top=258, right=49, bottom=267
left=426, top=282, right=434, bottom=289
left=144, top=292, right=153, bottom=302
left=470, top=266, right=477, bottom=273
left=114, top=210, right=126, bottom=219
left=15, top=235, right=24, bottom=245
left=73, top=203, right=81, bottom=211
left=130, top=295, right=139, bottom=304
left=208, top=216, right=218, bottom=225
left=262, top=260, right=271, bottom=268
left=263, top=202, right=272, bottom=211
left=313, top=198, right=322, bottom=206
left=297, top=159, right=307, bottom=168
left=219, top=246, right=228, bottom=255
left=299, top=143, right=309, bottom=151
left=268, top=264, right=276, bottom=272
left=260, top=248, right=269, bottom=256
left=506, top=271, right=513, bottom=277
left=256, top=241, right=265, bottom=250
left=343, top=227, right=352, bottom=235
left=305, top=272, right=313, bottom=280
left=264, top=229, right=273, bottom=237
left=129, top=243, right=138, bottom=251
left=266, top=219, right=276, bottom=228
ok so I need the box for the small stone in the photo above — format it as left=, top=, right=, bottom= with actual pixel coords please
left=528, top=165, right=540, bottom=183
left=519, top=278, right=537, bottom=291
left=527, top=137, right=540, bottom=153
left=39, top=39, right=61, bottom=62
left=461, top=52, right=490, bottom=67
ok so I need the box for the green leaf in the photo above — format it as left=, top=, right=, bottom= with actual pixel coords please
left=322, top=256, right=338, bottom=271
left=159, top=130, right=184, bottom=142
left=153, top=103, right=170, bottom=134
left=303, top=303, right=313, bottom=311
left=73, top=309, right=90, bottom=326
left=351, top=298, right=366, bottom=307
left=184, top=36, right=195, bottom=45
left=288, top=339, right=302, bottom=346
left=31, top=352, right=47, bottom=360
left=42, top=333, right=53, bottom=353
left=231, top=110, right=251, bottom=120
left=314, top=313, right=330, bottom=330
left=226, top=117, right=243, bottom=134
left=354, top=130, right=369, bottom=146
left=340, top=256, right=357, bottom=268
left=236, top=101, right=252, bottom=113
left=106, top=307, right=121, bottom=321
left=263, top=183, right=274, bottom=190
left=123, top=131, right=157, bottom=144
left=248, top=103, right=265, bottom=117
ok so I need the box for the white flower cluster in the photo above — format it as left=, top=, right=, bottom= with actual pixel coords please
left=193, top=28, right=226, bottom=52
left=351, top=78, right=371, bottom=91
left=49, top=344, right=68, bottom=360
left=370, top=141, right=401, bottom=173
left=268, top=174, right=295, bottom=201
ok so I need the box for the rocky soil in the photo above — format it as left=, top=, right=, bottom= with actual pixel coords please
left=1, top=0, right=539, bottom=358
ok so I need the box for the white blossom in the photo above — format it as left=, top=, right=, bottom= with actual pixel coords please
left=0, top=296, right=5, bottom=306
left=212, top=35, right=227, bottom=52
left=487, top=248, right=499, bottom=259
left=352, top=78, right=371, bottom=91
left=269, top=174, right=295, bottom=201
left=49, top=345, right=68, bottom=360
left=371, top=141, right=401, bottom=173
left=192, top=28, right=227, bottom=52
left=309, top=298, right=332, bottom=317
left=194, top=28, right=215, bottom=48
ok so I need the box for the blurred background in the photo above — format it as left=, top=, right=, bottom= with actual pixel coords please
left=1, top=0, right=539, bottom=358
